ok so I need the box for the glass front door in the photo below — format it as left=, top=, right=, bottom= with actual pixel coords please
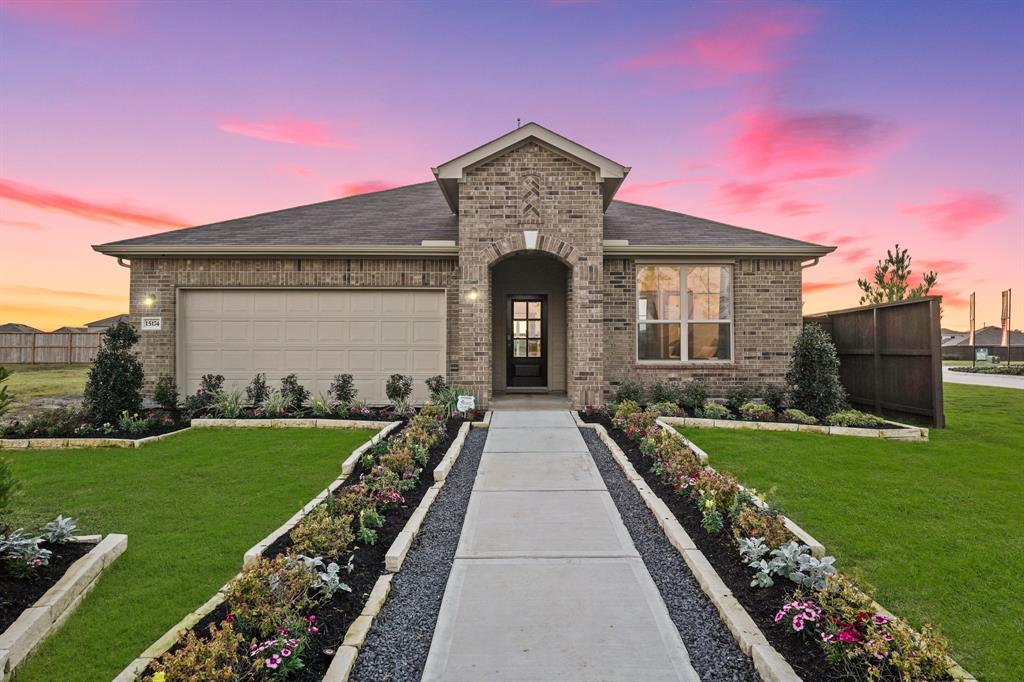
left=507, top=295, right=547, bottom=387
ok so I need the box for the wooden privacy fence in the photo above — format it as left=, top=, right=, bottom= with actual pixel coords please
left=804, top=296, right=945, bottom=428
left=0, top=332, right=101, bottom=364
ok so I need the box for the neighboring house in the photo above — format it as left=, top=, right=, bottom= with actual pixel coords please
left=0, top=323, right=42, bottom=333
left=940, top=328, right=969, bottom=347
left=52, top=326, right=88, bottom=334
left=942, top=326, right=1024, bottom=346
left=94, top=123, right=834, bottom=407
left=84, top=314, right=130, bottom=332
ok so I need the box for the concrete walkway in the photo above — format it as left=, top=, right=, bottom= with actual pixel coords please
left=942, top=366, right=1024, bottom=389
left=422, top=410, right=699, bottom=682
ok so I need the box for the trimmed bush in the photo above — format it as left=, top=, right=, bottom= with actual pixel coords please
left=280, top=374, right=310, bottom=412
left=425, top=375, right=447, bottom=402
left=759, top=383, right=788, bottom=413
left=678, top=380, right=709, bottom=412
left=739, top=401, right=774, bottom=422
left=786, top=323, right=847, bottom=420
left=781, top=408, right=817, bottom=425
left=826, top=409, right=887, bottom=428
left=245, top=373, right=270, bottom=407
left=725, top=384, right=756, bottom=414
left=385, top=374, right=413, bottom=406
left=647, top=381, right=678, bottom=405
left=83, top=321, right=144, bottom=425
left=329, top=373, right=356, bottom=405
left=613, top=379, right=644, bottom=404
left=698, top=401, right=731, bottom=419
left=646, top=401, right=680, bottom=417
left=153, top=375, right=179, bottom=411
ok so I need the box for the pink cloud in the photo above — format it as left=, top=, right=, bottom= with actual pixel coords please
left=218, top=118, right=351, bottom=149
left=717, top=180, right=778, bottom=212
left=781, top=166, right=864, bottom=182
left=276, top=164, right=315, bottom=178
left=803, top=281, right=848, bottom=294
left=732, top=108, right=893, bottom=174
left=776, top=200, right=822, bottom=216
left=835, top=246, right=872, bottom=265
left=801, top=231, right=860, bottom=247
left=617, top=176, right=712, bottom=199
left=622, top=6, right=815, bottom=86
left=0, top=177, right=186, bottom=229
left=0, top=0, right=129, bottom=31
left=931, top=289, right=969, bottom=308
left=335, top=181, right=400, bottom=197
left=918, top=258, right=969, bottom=275
left=903, top=190, right=1010, bottom=239
left=0, top=218, right=41, bottom=230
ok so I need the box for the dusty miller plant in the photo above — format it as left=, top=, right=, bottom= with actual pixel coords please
left=42, top=515, right=78, bottom=543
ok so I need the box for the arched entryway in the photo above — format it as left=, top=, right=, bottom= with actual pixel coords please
left=490, top=252, right=569, bottom=397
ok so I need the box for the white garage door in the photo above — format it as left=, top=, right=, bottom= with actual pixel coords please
left=179, top=289, right=446, bottom=404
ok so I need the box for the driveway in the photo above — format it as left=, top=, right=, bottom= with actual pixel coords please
left=942, top=366, right=1024, bottom=390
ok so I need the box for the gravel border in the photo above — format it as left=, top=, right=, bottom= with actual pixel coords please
left=581, top=428, right=759, bottom=681
left=350, top=429, right=486, bottom=681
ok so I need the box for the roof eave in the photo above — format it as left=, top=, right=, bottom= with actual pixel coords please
left=92, top=243, right=460, bottom=258
left=603, top=244, right=837, bottom=257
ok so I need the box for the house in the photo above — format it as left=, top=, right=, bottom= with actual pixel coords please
left=0, top=323, right=41, bottom=333
left=942, top=325, right=1024, bottom=347
left=940, top=328, right=969, bottom=347
left=52, top=326, right=88, bottom=334
left=84, top=314, right=130, bottom=332
left=94, top=123, right=834, bottom=407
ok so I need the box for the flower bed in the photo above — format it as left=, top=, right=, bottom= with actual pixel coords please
left=949, top=365, right=1023, bottom=376
left=136, top=409, right=464, bottom=681
left=0, top=408, right=188, bottom=443
left=579, top=405, right=968, bottom=682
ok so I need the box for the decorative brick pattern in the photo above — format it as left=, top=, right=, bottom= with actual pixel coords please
left=456, top=141, right=605, bottom=408
left=602, top=257, right=803, bottom=400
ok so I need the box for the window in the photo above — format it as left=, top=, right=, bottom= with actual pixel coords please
left=636, top=265, right=732, bottom=361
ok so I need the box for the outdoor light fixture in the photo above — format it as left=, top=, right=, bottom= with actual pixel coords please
left=143, top=295, right=156, bottom=307
left=467, top=288, right=480, bottom=302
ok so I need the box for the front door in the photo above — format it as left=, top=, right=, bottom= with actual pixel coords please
left=507, top=295, right=547, bottom=388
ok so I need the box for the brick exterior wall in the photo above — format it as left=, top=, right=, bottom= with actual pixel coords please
left=603, top=257, right=803, bottom=400
left=456, top=141, right=605, bottom=408
left=128, top=257, right=458, bottom=395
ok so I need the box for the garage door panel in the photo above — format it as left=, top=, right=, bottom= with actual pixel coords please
left=181, top=290, right=444, bottom=403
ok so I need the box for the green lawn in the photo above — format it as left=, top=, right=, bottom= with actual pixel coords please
left=677, top=383, right=1022, bottom=681
left=4, top=427, right=376, bottom=681
left=2, top=363, right=89, bottom=408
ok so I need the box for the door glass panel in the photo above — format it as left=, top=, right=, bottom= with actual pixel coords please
left=514, top=301, right=527, bottom=319
left=528, top=340, right=542, bottom=357
left=513, top=321, right=527, bottom=338
left=528, top=301, right=541, bottom=319
left=513, top=339, right=527, bottom=357
left=528, top=320, right=541, bottom=338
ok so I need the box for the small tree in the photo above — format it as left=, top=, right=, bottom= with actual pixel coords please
left=786, top=323, right=847, bottom=420
left=246, top=373, right=270, bottom=407
left=425, top=375, right=447, bottom=402
left=153, top=375, right=179, bottom=411
left=83, top=321, right=144, bottom=424
left=0, top=366, right=12, bottom=417
left=857, top=243, right=938, bottom=305
left=280, top=374, right=310, bottom=412
left=385, top=374, right=413, bottom=407
left=329, top=374, right=356, bottom=405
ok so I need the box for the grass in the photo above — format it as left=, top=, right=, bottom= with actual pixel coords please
left=677, top=383, right=1023, bottom=681
left=4, top=426, right=376, bottom=681
left=2, top=363, right=89, bottom=408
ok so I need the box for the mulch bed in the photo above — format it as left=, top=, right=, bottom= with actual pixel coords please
left=148, top=417, right=465, bottom=681
left=579, top=411, right=837, bottom=680
left=0, top=540, right=95, bottom=633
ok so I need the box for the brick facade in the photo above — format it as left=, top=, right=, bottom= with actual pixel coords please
left=602, top=257, right=803, bottom=400
left=129, top=257, right=458, bottom=394
left=456, top=141, right=605, bottom=408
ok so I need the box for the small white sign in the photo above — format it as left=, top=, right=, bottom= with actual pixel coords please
left=456, top=394, right=476, bottom=413
left=141, top=317, right=162, bottom=331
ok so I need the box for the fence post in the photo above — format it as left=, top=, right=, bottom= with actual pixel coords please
left=30, top=333, right=37, bottom=365
left=67, top=333, right=72, bottom=364
left=929, top=298, right=946, bottom=428
left=872, top=307, right=882, bottom=414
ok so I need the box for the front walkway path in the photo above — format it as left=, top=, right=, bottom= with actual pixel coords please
left=422, top=410, right=699, bottom=681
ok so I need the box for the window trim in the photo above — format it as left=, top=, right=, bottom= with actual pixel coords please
left=635, top=263, right=735, bottom=364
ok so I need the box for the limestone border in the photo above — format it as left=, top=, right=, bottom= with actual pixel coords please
left=191, top=417, right=395, bottom=430
left=582, top=420, right=975, bottom=682
left=0, top=534, right=127, bottom=681
left=0, top=427, right=192, bottom=450
left=659, top=415, right=928, bottom=442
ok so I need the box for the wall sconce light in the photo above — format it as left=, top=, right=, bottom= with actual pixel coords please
left=142, top=295, right=156, bottom=308
left=466, top=287, right=480, bottom=302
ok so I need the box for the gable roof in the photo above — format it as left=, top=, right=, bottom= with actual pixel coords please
left=432, top=122, right=630, bottom=212
left=0, top=323, right=41, bottom=333
left=85, top=314, right=130, bottom=328
left=95, top=181, right=833, bottom=258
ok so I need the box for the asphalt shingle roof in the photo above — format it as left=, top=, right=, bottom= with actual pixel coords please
left=97, top=181, right=828, bottom=253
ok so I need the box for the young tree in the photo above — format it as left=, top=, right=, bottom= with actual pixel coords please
left=83, top=321, right=145, bottom=424
left=857, top=243, right=938, bottom=305
left=786, top=323, right=847, bottom=420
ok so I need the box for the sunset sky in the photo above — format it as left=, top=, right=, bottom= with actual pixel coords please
left=1, top=0, right=1021, bottom=331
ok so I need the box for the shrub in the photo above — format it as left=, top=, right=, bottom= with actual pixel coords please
left=647, top=381, right=678, bottom=405
left=691, top=469, right=740, bottom=511
left=724, top=384, right=756, bottom=414
left=739, top=401, right=774, bottom=422
left=0, top=457, right=17, bottom=529
left=291, top=506, right=355, bottom=558
left=425, top=375, right=447, bottom=402
left=147, top=621, right=250, bottom=681
left=309, top=394, right=333, bottom=417
left=826, top=410, right=887, bottom=428
left=624, top=410, right=658, bottom=441
left=41, top=515, right=78, bottom=543
left=385, top=374, right=413, bottom=406
left=245, top=373, right=270, bottom=407
left=83, top=321, right=144, bottom=425
left=697, top=401, right=730, bottom=420
left=182, top=373, right=225, bottom=418
left=212, top=389, right=244, bottom=418
left=280, top=374, right=310, bottom=412
left=380, top=447, right=417, bottom=477
left=200, top=373, right=225, bottom=395
left=153, top=375, right=179, bottom=411
left=613, top=400, right=640, bottom=420
left=760, top=383, right=788, bottom=413
left=260, top=390, right=289, bottom=417
left=117, top=410, right=153, bottom=435
left=732, top=506, right=790, bottom=548
left=329, top=373, right=356, bottom=405
left=646, top=401, right=680, bottom=417
left=613, top=379, right=644, bottom=404
left=226, top=554, right=320, bottom=638
left=678, top=380, right=709, bottom=412
left=782, top=408, right=817, bottom=425
left=787, top=323, right=847, bottom=420
left=0, top=366, right=11, bottom=417
left=3, top=406, right=86, bottom=438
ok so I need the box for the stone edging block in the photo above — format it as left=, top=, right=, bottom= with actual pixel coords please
left=191, top=418, right=395, bottom=430
left=658, top=416, right=928, bottom=442
left=0, top=533, right=127, bottom=681
left=0, top=428, right=193, bottom=451
left=433, top=422, right=472, bottom=482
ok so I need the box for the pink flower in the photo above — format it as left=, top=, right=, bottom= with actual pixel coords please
left=792, top=615, right=804, bottom=631
left=882, top=633, right=893, bottom=642
left=821, top=632, right=835, bottom=643
left=838, top=629, right=860, bottom=643
left=874, top=652, right=886, bottom=660
left=774, top=611, right=786, bottom=623
left=281, top=648, right=292, bottom=657
left=308, top=626, right=319, bottom=633
left=872, top=614, right=890, bottom=625
left=266, top=655, right=281, bottom=669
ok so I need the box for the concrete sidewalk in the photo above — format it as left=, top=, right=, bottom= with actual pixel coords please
left=942, top=366, right=1024, bottom=389
left=422, top=410, right=699, bottom=682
